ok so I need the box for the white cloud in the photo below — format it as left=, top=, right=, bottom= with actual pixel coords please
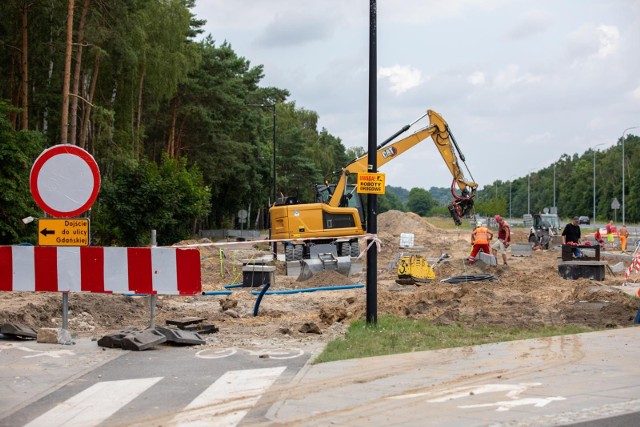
left=565, top=24, right=620, bottom=62
left=255, top=10, right=338, bottom=48
left=493, top=65, right=542, bottom=90
left=524, top=132, right=553, bottom=146
left=379, top=0, right=508, bottom=25
left=467, top=71, right=486, bottom=86
left=631, top=86, right=640, bottom=101
left=378, top=65, right=425, bottom=95
left=594, top=25, right=619, bottom=58
left=507, top=9, right=553, bottom=40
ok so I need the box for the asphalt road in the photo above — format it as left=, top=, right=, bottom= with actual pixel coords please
left=0, top=339, right=310, bottom=426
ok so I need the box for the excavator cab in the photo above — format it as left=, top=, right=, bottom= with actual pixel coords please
left=314, top=182, right=366, bottom=228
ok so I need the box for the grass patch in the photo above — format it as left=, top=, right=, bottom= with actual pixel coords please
left=313, top=316, right=594, bottom=364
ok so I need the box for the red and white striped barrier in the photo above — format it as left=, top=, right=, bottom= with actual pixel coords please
left=625, top=251, right=640, bottom=281
left=0, top=246, right=201, bottom=295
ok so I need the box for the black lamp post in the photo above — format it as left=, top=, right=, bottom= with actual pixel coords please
left=592, top=143, right=605, bottom=222
left=622, top=126, right=639, bottom=225
left=249, top=103, right=277, bottom=256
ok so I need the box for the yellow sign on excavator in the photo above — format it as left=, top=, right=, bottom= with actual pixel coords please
left=357, top=172, right=385, bottom=194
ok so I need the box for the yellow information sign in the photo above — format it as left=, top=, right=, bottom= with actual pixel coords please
left=38, top=218, right=90, bottom=246
left=357, top=172, right=385, bottom=194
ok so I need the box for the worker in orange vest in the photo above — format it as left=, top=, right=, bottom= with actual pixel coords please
left=618, top=224, right=630, bottom=253
left=469, top=221, right=493, bottom=265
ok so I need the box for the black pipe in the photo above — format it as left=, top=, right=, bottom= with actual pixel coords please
left=253, top=282, right=271, bottom=317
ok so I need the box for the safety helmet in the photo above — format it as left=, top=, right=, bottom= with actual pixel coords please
left=476, top=220, right=483, bottom=227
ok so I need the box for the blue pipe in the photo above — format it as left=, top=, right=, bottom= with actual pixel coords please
left=253, top=282, right=271, bottom=317
left=201, top=291, right=233, bottom=295
left=223, top=284, right=244, bottom=289
left=250, top=284, right=364, bottom=295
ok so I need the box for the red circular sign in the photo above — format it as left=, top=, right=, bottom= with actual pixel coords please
left=30, top=145, right=101, bottom=218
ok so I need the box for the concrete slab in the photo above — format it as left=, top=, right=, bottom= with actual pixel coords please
left=477, top=251, right=497, bottom=266
left=511, top=243, right=532, bottom=257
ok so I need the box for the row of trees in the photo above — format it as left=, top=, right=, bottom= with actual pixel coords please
left=476, top=138, right=640, bottom=223
left=0, top=0, right=352, bottom=245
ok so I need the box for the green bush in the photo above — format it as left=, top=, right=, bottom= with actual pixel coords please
left=93, top=156, right=211, bottom=246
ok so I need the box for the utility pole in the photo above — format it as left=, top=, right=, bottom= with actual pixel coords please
left=366, top=0, right=377, bottom=325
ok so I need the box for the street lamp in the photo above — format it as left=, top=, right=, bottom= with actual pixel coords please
left=249, top=103, right=277, bottom=256
left=622, top=126, right=640, bottom=225
left=592, top=143, right=605, bottom=223
left=527, top=168, right=536, bottom=215
left=508, top=175, right=516, bottom=220
left=553, top=162, right=556, bottom=210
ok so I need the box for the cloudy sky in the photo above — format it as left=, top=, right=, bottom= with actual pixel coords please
left=192, top=0, right=640, bottom=192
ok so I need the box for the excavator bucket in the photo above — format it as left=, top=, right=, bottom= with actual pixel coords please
left=297, top=253, right=352, bottom=281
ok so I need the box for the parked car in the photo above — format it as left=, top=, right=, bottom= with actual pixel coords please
left=578, top=216, right=590, bottom=225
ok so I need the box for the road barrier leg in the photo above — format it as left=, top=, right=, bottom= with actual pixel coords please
left=62, top=292, right=69, bottom=330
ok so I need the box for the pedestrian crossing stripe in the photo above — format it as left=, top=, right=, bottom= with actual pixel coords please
left=23, top=367, right=286, bottom=427
left=24, top=377, right=163, bottom=427
left=175, top=367, right=287, bottom=426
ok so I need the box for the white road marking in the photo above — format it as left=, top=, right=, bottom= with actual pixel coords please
left=24, top=377, right=163, bottom=427
left=387, top=382, right=566, bottom=413
left=426, top=383, right=542, bottom=402
left=173, top=366, right=286, bottom=427
left=195, top=348, right=238, bottom=359
left=387, top=382, right=541, bottom=401
left=460, top=396, right=567, bottom=412
left=0, top=343, right=76, bottom=359
left=246, top=348, right=305, bottom=359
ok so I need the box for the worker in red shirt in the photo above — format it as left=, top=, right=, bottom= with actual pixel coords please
left=491, top=215, right=511, bottom=265
left=606, top=220, right=615, bottom=248
left=469, top=221, right=493, bottom=265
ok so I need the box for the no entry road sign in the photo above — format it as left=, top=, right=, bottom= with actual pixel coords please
left=30, top=144, right=101, bottom=218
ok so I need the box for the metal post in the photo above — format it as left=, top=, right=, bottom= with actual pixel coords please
left=592, top=143, right=604, bottom=222
left=527, top=169, right=536, bottom=215
left=593, top=150, right=596, bottom=222
left=149, top=229, right=157, bottom=329
left=621, top=126, right=639, bottom=225
left=248, top=102, right=277, bottom=258
left=62, top=292, right=69, bottom=330
left=366, top=0, right=377, bottom=325
left=527, top=173, right=530, bottom=215
left=553, top=163, right=556, bottom=209
left=508, top=175, right=515, bottom=220
left=622, top=132, right=625, bottom=225
left=271, top=104, right=277, bottom=258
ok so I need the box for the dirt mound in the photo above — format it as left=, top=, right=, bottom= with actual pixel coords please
left=1, top=211, right=639, bottom=350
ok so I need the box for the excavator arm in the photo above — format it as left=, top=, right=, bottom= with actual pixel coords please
left=326, top=109, right=478, bottom=225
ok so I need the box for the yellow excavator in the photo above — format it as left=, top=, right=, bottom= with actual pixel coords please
left=270, top=109, right=478, bottom=278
